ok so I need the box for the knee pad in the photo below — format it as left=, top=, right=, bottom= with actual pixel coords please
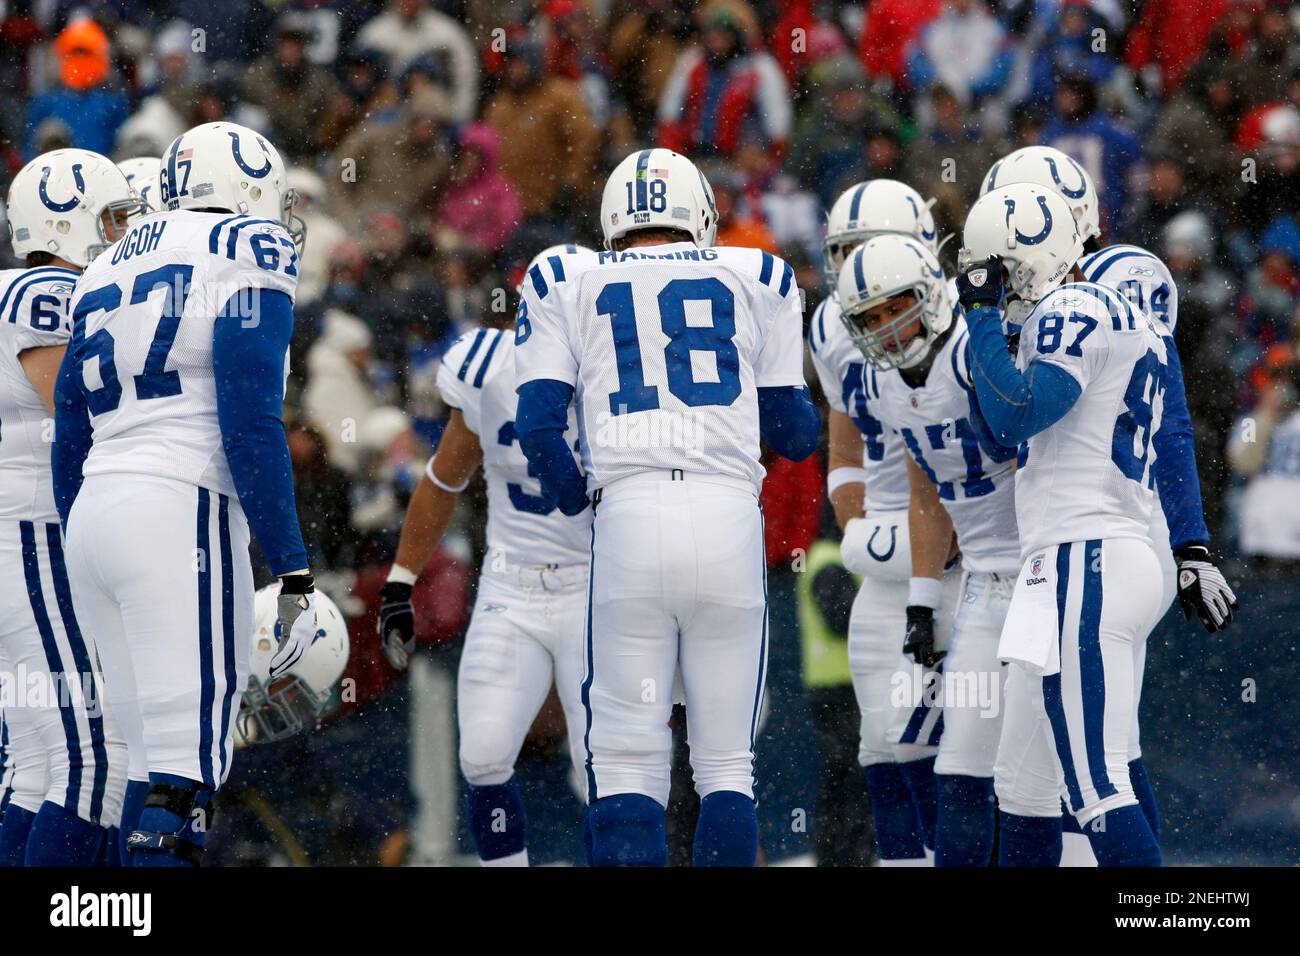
left=588, top=793, right=666, bottom=867
left=126, top=777, right=216, bottom=866
left=458, top=721, right=518, bottom=787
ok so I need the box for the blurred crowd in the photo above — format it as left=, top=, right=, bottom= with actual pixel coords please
left=2, top=0, right=1299, bottom=808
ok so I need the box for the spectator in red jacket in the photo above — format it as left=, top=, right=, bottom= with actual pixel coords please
left=761, top=450, right=824, bottom=568
left=857, top=0, right=941, bottom=90
left=657, top=3, right=792, bottom=167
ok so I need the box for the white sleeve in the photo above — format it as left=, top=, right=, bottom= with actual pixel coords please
left=9, top=275, right=73, bottom=354
left=435, top=329, right=499, bottom=436
left=751, top=252, right=807, bottom=389
left=807, top=302, right=848, bottom=412
left=211, top=217, right=300, bottom=303
left=514, top=269, right=578, bottom=388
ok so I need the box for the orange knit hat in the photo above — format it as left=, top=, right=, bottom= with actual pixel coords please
left=55, top=19, right=111, bottom=90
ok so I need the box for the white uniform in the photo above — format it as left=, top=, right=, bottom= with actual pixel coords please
left=0, top=266, right=126, bottom=829
left=516, top=242, right=805, bottom=805
left=1235, top=409, right=1300, bottom=558
left=808, top=296, right=959, bottom=768
left=869, top=315, right=1020, bottom=778
left=1080, top=244, right=1183, bottom=772
left=63, top=210, right=298, bottom=788
left=994, top=281, right=1168, bottom=823
left=436, top=324, right=592, bottom=788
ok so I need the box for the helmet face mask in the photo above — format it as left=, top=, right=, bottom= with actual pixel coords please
left=836, top=235, right=953, bottom=371
left=237, top=673, right=330, bottom=746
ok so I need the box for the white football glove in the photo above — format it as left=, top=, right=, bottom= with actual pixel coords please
left=271, top=590, right=319, bottom=679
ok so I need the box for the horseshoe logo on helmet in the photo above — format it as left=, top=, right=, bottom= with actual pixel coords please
left=228, top=132, right=272, bottom=178
left=38, top=163, right=85, bottom=212
left=1044, top=156, right=1087, bottom=200
left=1003, top=196, right=1054, bottom=245
left=905, top=195, right=937, bottom=242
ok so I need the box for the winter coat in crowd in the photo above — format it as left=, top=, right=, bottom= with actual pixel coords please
left=354, top=0, right=479, bottom=122
left=433, top=123, right=522, bottom=254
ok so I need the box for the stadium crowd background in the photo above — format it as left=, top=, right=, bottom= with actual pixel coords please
left=1, top=0, right=1297, bottom=865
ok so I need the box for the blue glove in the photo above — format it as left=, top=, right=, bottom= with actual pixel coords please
left=956, top=255, right=1007, bottom=312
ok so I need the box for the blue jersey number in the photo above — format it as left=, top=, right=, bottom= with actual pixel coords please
left=1111, top=349, right=1165, bottom=485
left=900, top=416, right=1010, bottom=501
left=1036, top=311, right=1097, bottom=357
left=598, top=278, right=741, bottom=415
left=71, top=264, right=193, bottom=413
left=497, top=419, right=556, bottom=515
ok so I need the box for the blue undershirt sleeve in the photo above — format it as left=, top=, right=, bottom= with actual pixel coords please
left=52, top=343, right=93, bottom=528
left=757, top=385, right=821, bottom=461
left=515, top=378, right=589, bottom=516
left=213, top=288, right=308, bottom=575
left=964, top=305, right=1082, bottom=446
left=1150, top=339, right=1209, bottom=549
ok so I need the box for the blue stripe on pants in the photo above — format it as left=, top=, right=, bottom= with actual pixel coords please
left=45, top=524, right=108, bottom=823
left=1044, top=542, right=1085, bottom=811
left=750, top=501, right=768, bottom=754
left=19, top=521, right=85, bottom=814
left=216, top=496, right=237, bottom=784
left=580, top=523, right=597, bottom=802
left=196, top=489, right=215, bottom=789
left=1079, top=540, right=1115, bottom=801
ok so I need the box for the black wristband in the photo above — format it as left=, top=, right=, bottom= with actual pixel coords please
left=279, top=573, right=315, bottom=596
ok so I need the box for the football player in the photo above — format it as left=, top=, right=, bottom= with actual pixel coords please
left=0, top=149, right=133, bottom=865
left=513, top=148, right=819, bottom=866
left=836, top=234, right=1020, bottom=866
left=809, top=179, right=959, bottom=864
left=377, top=244, right=595, bottom=866
left=52, top=122, right=314, bottom=866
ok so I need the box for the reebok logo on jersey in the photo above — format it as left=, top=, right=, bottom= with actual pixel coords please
left=480, top=603, right=508, bottom=614
left=50, top=886, right=152, bottom=936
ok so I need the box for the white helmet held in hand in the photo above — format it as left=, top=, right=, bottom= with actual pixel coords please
left=836, top=234, right=954, bottom=371
left=600, top=148, right=718, bottom=249
left=960, top=183, right=1084, bottom=317
left=160, top=121, right=305, bottom=249
left=7, top=148, right=143, bottom=266
left=236, top=583, right=350, bottom=747
left=823, top=179, right=939, bottom=283
left=117, top=156, right=163, bottom=214
left=980, top=146, right=1100, bottom=245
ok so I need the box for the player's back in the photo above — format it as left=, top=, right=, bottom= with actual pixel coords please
left=0, top=266, right=78, bottom=522
left=437, top=325, right=590, bottom=568
left=807, top=295, right=910, bottom=513
left=68, top=209, right=298, bottom=498
left=1013, top=280, right=1168, bottom=556
left=520, top=242, right=805, bottom=491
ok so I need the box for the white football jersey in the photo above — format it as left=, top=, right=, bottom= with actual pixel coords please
left=437, top=325, right=591, bottom=569
left=0, top=266, right=77, bottom=522
left=68, top=210, right=298, bottom=497
left=515, top=243, right=807, bottom=492
left=807, top=294, right=910, bottom=513
left=1080, top=243, right=1180, bottom=555
left=869, top=316, right=1020, bottom=574
left=1012, top=281, right=1168, bottom=558
left=1080, top=244, right=1177, bottom=338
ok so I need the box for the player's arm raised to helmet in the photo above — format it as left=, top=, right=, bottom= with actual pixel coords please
left=391, top=409, right=482, bottom=578
left=826, top=409, right=866, bottom=529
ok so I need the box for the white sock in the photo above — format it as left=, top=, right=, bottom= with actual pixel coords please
left=878, top=856, right=930, bottom=867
